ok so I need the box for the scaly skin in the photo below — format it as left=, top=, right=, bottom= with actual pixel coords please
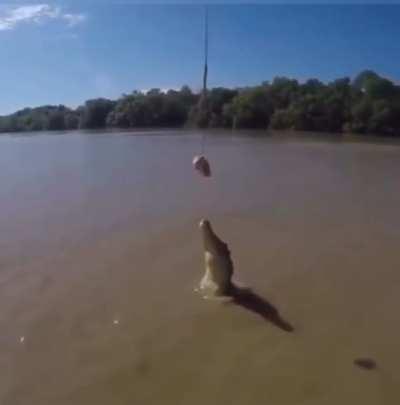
left=199, top=219, right=234, bottom=296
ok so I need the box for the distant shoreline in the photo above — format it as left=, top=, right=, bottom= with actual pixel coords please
left=1, top=70, right=400, bottom=138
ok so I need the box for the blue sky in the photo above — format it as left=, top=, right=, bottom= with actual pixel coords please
left=0, top=1, right=400, bottom=114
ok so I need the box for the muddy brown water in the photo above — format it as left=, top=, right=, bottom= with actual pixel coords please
left=1, top=131, right=399, bottom=404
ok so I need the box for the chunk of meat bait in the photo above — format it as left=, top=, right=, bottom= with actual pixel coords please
left=192, top=155, right=211, bottom=177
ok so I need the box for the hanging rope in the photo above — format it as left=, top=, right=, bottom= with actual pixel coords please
left=203, top=7, right=209, bottom=95
left=201, top=6, right=209, bottom=155
left=193, top=6, right=212, bottom=178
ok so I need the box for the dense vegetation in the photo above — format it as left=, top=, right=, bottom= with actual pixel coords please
left=1, top=70, right=400, bottom=136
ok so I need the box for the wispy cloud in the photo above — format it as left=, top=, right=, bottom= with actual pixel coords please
left=0, top=4, right=86, bottom=31
left=141, top=87, right=180, bottom=94
left=62, top=13, right=86, bottom=27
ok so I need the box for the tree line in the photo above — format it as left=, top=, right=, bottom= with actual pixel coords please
left=1, top=70, right=400, bottom=136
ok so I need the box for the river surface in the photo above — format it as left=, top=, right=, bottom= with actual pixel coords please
left=1, top=130, right=400, bottom=405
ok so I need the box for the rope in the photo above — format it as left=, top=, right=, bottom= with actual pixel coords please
left=201, top=129, right=205, bottom=155
left=201, top=6, right=208, bottom=156
left=203, top=7, right=208, bottom=94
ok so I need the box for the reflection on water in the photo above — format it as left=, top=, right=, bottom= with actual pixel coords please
left=1, top=130, right=400, bottom=405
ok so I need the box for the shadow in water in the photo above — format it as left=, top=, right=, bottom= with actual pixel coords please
left=354, top=358, right=377, bottom=370
left=230, top=286, right=294, bottom=333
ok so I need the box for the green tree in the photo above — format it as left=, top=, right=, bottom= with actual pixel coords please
left=228, top=87, right=273, bottom=129
left=350, top=98, right=373, bottom=133
left=80, top=98, right=115, bottom=129
left=270, top=109, right=294, bottom=130
left=353, top=70, right=396, bottom=100
left=1, top=70, right=400, bottom=137
left=266, top=77, right=299, bottom=110
left=207, top=87, right=237, bottom=127
left=368, top=100, right=399, bottom=135
left=48, top=111, right=66, bottom=130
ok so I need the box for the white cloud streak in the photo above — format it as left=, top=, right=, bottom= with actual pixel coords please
left=0, top=4, right=86, bottom=31
left=62, top=13, right=86, bottom=27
